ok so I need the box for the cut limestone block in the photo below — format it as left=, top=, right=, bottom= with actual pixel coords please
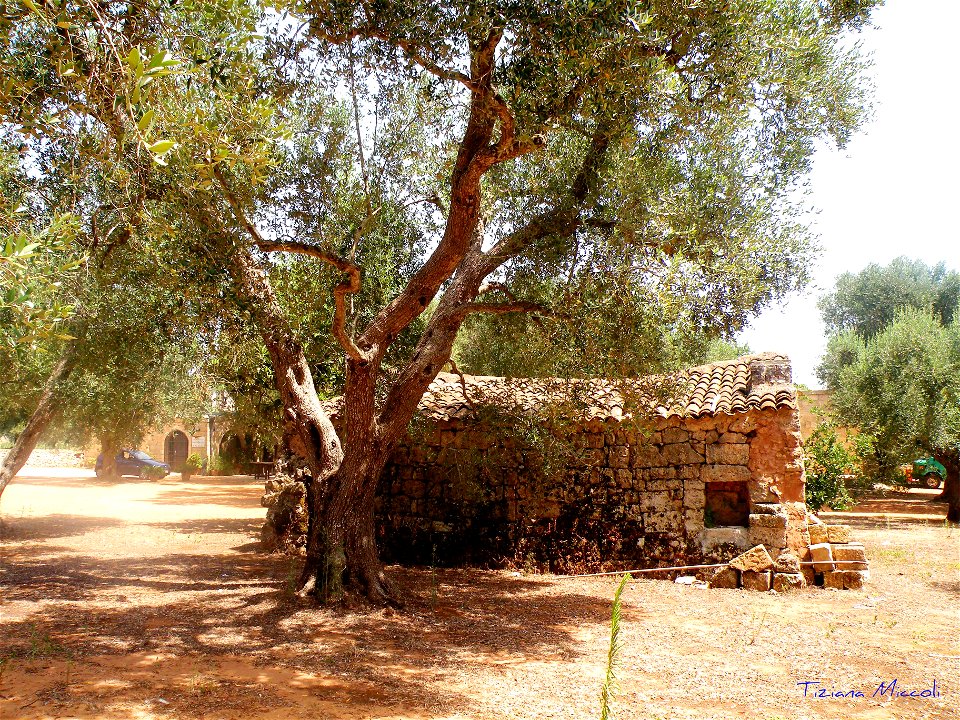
left=774, top=550, right=801, bottom=574
left=749, top=512, right=788, bottom=550
left=839, top=570, right=868, bottom=589
left=772, top=572, right=805, bottom=592
left=823, top=570, right=844, bottom=589
left=827, top=524, right=851, bottom=543
left=810, top=543, right=835, bottom=573
left=801, top=566, right=816, bottom=587
left=808, top=524, right=828, bottom=545
left=742, top=570, right=772, bottom=591
left=729, top=544, right=774, bottom=572
left=708, top=566, right=740, bottom=589
left=831, top=543, right=868, bottom=570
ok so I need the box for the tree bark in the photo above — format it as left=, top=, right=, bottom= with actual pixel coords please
left=97, top=434, right=120, bottom=481
left=932, top=449, right=960, bottom=524
left=0, top=346, right=78, bottom=503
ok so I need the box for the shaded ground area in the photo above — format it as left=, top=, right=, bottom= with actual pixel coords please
left=1, top=469, right=958, bottom=719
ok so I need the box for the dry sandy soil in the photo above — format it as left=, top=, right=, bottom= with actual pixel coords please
left=1, top=467, right=958, bottom=720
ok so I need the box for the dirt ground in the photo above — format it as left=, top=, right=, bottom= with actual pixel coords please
left=1, top=468, right=958, bottom=720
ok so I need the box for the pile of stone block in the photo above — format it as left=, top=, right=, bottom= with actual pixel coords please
left=707, top=544, right=805, bottom=591
left=708, top=522, right=870, bottom=592
left=807, top=520, right=869, bottom=590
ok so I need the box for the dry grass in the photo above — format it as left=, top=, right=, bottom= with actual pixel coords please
left=1, top=467, right=958, bottom=720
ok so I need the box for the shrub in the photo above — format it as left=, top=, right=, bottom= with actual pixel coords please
left=183, top=453, right=203, bottom=473
left=804, top=422, right=855, bottom=511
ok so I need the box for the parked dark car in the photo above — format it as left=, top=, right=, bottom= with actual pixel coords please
left=95, top=449, right=170, bottom=480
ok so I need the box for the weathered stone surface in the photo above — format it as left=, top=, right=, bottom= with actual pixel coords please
left=774, top=550, right=801, bottom=574
left=801, top=565, right=816, bottom=587
left=750, top=512, right=788, bottom=528
left=834, top=570, right=868, bottom=589
left=810, top=543, right=835, bottom=572
left=832, top=543, right=868, bottom=569
left=705, top=443, right=750, bottom=465
left=827, top=524, right=851, bottom=543
left=729, top=544, right=774, bottom=572
left=661, top=427, right=690, bottom=444
left=708, top=566, right=740, bottom=589
left=701, top=526, right=751, bottom=552
left=808, top=523, right=828, bottom=545
left=749, top=512, right=788, bottom=551
left=751, top=503, right=788, bottom=517
left=772, top=572, right=805, bottom=592
left=823, top=570, right=845, bottom=589
left=729, top=415, right=757, bottom=433
left=608, top=445, right=630, bottom=468
left=702, top=464, right=751, bottom=484
left=661, top=442, right=704, bottom=466
left=742, top=570, right=772, bottom=591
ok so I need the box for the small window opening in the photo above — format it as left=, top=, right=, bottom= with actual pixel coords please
left=705, top=481, right=750, bottom=527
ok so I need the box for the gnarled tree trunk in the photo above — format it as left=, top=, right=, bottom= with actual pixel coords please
left=0, top=346, right=78, bottom=503
left=97, top=434, right=120, bottom=481
left=933, top=450, right=960, bottom=524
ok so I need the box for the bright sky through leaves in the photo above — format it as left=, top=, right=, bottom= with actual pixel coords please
left=738, top=0, right=960, bottom=387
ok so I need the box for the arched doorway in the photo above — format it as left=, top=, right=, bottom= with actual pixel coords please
left=164, top=430, right=190, bottom=472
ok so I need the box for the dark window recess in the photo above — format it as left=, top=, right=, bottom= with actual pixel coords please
left=705, top=481, right=750, bottom=527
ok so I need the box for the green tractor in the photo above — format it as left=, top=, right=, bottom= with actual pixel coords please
left=907, top=457, right=946, bottom=489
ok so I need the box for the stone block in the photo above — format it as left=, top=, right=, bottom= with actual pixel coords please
left=661, top=427, right=690, bottom=444
left=774, top=550, right=801, bottom=574
left=823, top=570, right=845, bottom=589
left=701, top=526, right=751, bottom=552
left=772, top=572, right=805, bottom=592
left=719, top=431, right=747, bottom=444
left=808, top=523, right=828, bottom=545
left=645, top=511, right=683, bottom=533
left=708, top=566, right=740, bottom=589
left=729, top=415, right=757, bottom=433
left=751, top=502, right=788, bottom=518
left=810, top=543, right=835, bottom=573
left=827, top=524, right=851, bottom=543
left=836, top=570, right=868, bottom=589
left=749, top=514, right=788, bottom=550
left=706, top=443, right=750, bottom=465
left=742, top=570, right=772, bottom=591
left=729, top=544, right=774, bottom=572
left=702, top=464, right=751, bottom=484
left=632, top=445, right=665, bottom=468
left=609, top=445, right=630, bottom=469
left=750, top=513, right=788, bottom=529
left=662, top=443, right=704, bottom=466
left=832, top=543, right=868, bottom=570
left=615, top=469, right=634, bottom=489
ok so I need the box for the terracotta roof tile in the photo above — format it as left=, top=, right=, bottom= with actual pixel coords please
left=414, top=352, right=796, bottom=422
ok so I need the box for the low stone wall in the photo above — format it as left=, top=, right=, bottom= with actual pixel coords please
left=375, top=405, right=811, bottom=573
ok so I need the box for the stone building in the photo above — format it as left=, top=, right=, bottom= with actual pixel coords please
left=376, top=353, right=815, bottom=573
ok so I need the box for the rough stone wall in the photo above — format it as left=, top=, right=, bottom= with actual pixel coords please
left=376, top=405, right=811, bottom=572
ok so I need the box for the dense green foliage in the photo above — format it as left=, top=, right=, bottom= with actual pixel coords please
left=818, top=259, right=960, bottom=486
left=823, top=309, right=960, bottom=479
left=803, top=421, right=854, bottom=510
left=819, top=257, right=960, bottom=340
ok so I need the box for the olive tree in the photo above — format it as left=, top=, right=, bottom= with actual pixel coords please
left=1, top=0, right=880, bottom=601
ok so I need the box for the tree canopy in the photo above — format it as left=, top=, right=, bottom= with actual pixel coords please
left=819, top=257, right=960, bottom=340
left=1, top=0, right=883, bottom=599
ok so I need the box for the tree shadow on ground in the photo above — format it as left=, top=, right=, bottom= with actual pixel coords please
left=146, top=518, right=265, bottom=535
left=0, top=515, right=125, bottom=542
left=1, top=548, right=612, bottom=718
